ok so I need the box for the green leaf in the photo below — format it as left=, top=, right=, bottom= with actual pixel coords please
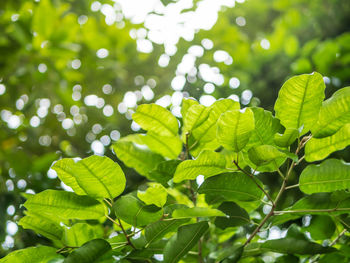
left=172, top=207, right=225, bottom=218
left=173, top=150, right=229, bottom=183
left=214, top=202, right=250, bottom=229
left=64, top=223, right=104, bottom=247
left=71, top=156, right=126, bottom=199
left=210, top=245, right=244, bottom=263
left=51, top=159, right=86, bottom=195
left=299, top=159, right=350, bottom=194
left=112, top=140, right=164, bottom=176
left=148, top=160, right=181, bottom=186
left=23, top=190, right=106, bottom=220
left=217, top=108, right=255, bottom=152
left=259, top=237, right=336, bottom=255
left=182, top=104, right=208, bottom=141
left=114, top=193, right=163, bottom=227
left=312, top=86, right=350, bottom=138
left=198, top=172, right=263, bottom=202
left=181, top=97, right=198, bottom=119
left=304, top=215, right=336, bottom=240
left=141, top=131, right=182, bottom=159
left=137, top=183, right=168, bottom=207
left=247, top=145, right=289, bottom=166
left=132, top=104, right=178, bottom=136
left=0, top=246, right=63, bottom=263
left=144, top=219, right=189, bottom=245
left=274, top=72, right=326, bottom=135
left=163, top=222, right=209, bottom=263
left=274, top=128, right=299, bottom=147
left=246, top=107, right=284, bottom=149
left=64, top=239, right=111, bottom=263
left=305, top=124, right=350, bottom=162
left=19, top=213, right=63, bottom=241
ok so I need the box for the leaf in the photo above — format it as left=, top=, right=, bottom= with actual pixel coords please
left=51, top=158, right=86, bottom=195
left=247, top=145, right=290, bottom=166
left=274, top=128, right=299, bottom=147
left=246, top=107, right=284, bottom=149
left=274, top=72, right=326, bottom=135
left=172, top=207, right=226, bottom=218
left=132, top=104, right=178, bottom=136
left=259, top=237, right=336, bottom=255
left=173, top=150, right=229, bottom=183
left=198, top=172, right=263, bottom=202
left=0, top=246, right=63, bottom=263
left=141, top=131, right=182, bottom=159
left=182, top=104, right=208, bottom=140
left=137, top=183, right=168, bottom=207
left=312, top=86, right=350, bottom=138
left=214, top=202, right=250, bottom=229
left=19, top=213, right=63, bottom=241
left=148, top=160, right=181, bottom=186
left=144, top=219, right=189, bottom=245
left=305, top=124, right=350, bottom=162
left=23, top=190, right=106, bottom=220
left=209, top=245, right=244, bottom=263
left=192, top=99, right=240, bottom=143
left=217, top=108, right=255, bottom=152
left=304, top=215, right=336, bottom=240
left=299, top=159, right=350, bottom=194
left=114, top=193, right=163, bottom=227
left=72, top=155, right=126, bottom=199
left=181, top=97, right=198, bottom=119
left=163, top=222, right=209, bottom=263
left=112, top=140, right=164, bottom=176
left=64, top=239, right=111, bottom=263
left=64, top=223, right=104, bottom=247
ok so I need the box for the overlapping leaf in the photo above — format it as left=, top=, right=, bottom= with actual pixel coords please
left=299, top=159, right=350, bottom=194
left=305, top=123, right=350, bottom=162
left=64, top=239, right=111, bottom=263
left=274, top=72, right=325, bottom=135
left=0, top=246, right=63, bottom=263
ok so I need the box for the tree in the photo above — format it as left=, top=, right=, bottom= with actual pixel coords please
left=2, top=72, right=350, bottom=262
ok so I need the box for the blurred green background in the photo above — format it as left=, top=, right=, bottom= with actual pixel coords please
left=0, top=0, right=349, bottom=257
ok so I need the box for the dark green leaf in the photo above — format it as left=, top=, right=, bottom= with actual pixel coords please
left=64, top=239, right=111, bottom=263
left=214, top=202, right=250, bottom=229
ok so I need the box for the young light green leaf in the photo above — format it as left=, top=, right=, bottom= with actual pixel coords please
left=247, top=145, right=289, bottom=166
left=299, top=159, right=350, bottom=194
left=137, top=183, right=168, bottom=207
left=182, top=104, right=208, bottom=140
left=132, top=104, right=178, bottom=136
left=19, top=214, right=63, bottom=241
left=145, top=219, right=189, bottom=246
left=64, top=223, right=104, bottom=247
left=172, top=207, right=226, bottom=218
left=112, top=140, right=164, bottom=177
left=173, top=150, right=229, bottom=183
left=114, top=193, right=163, bottom=227
left=217, top=108, right=255, bottom=152
left=246, top=107, right=284, bottom=149
left=214, top=202, right=250, bottom=229
left=198, top=172, right=263, bottom=202
left=274, top=72, right=325, bottom=135
left=23, top=190, right=106, bottom=220
left=0, top=246, right=63, bottom=263
left=274, top=128, right=299, bottom=147
left=305, top=124, right=350, bottom=162
left=51, top=158, right=86, bottom=195
left=72, top=155, right=126, bottom=200
left=163, top=222, right=209, bottom=263
left=64, top=239, right=111, bottom=263
left=141, top=131, right=182, bottom=159
left=181, top=98, right=199, bottom=119
left=312, top=86, right=350, bottom=138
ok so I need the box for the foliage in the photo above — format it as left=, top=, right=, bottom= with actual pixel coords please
left=2, top=72, right=350, bottom=262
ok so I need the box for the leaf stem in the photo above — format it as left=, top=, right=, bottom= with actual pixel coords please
left=284, top=184, right=299, bottom=190
left=117, top=217, right=136, bottom=249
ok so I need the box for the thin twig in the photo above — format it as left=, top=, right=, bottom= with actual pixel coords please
left=233, top=160, right=275, bottom=206
left=106, top=215, right=121, bottom=227
left=284, top=184, right=299, bottom=190
left=117, top=217, right=136, bottom=249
